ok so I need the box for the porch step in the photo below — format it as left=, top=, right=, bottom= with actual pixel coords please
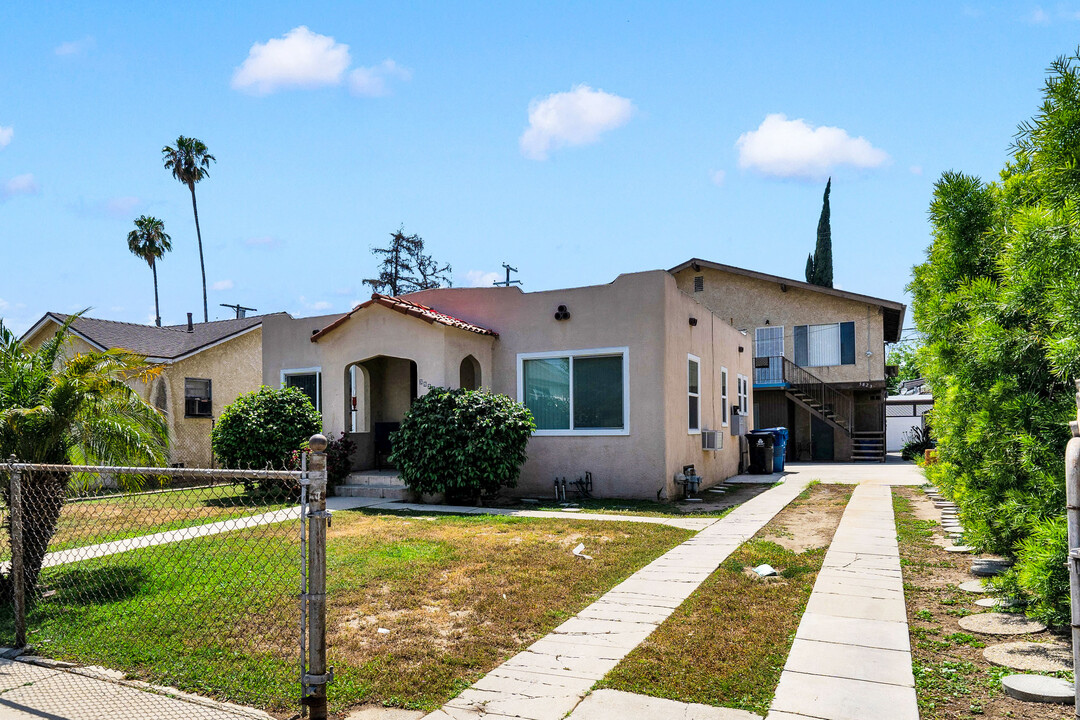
left=335, top=483, right=411, bottom=500
left=342, top=470, right=407, bottom=488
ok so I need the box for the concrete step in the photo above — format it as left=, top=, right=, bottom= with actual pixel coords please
left=334, top=483, right=411, bottom=500
left=342, top=470, right=406, bottom=488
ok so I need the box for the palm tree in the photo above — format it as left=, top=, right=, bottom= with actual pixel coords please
left=162, top=136, right=216, bottom=323
left=127, top=215, right=172, bottom=327
left=0, top=314, right=169, bottom=600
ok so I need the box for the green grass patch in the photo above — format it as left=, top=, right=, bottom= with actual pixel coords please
left=6, top=511, right=693, bottom=714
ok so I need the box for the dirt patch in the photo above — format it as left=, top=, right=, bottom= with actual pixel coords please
left=757, top=483, right=852, bottom=552
left=894, top=488, right=1073, bottom=720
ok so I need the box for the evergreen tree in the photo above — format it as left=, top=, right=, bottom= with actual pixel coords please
left=363, top=226, right=452, bottom=296
left=806, top=178, right=833, bottom=287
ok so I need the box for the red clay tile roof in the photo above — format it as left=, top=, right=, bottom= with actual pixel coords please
left=310, top=293, right=498, bottom=341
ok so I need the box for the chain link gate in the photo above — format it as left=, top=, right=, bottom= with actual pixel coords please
left=0, top=436, right=331, bottom=720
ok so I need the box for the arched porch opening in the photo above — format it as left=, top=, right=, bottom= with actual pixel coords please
left=459, top=354, right=481, bottom=390
left=345, top=355, right=418, bottom=470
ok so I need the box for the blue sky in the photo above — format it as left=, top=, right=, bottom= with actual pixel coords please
left=0, top=2, right=1075, bottom=334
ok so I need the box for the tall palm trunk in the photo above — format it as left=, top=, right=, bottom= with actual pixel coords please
left=152, top=259, right=161, bottom=327
left=188, top=183, right=208, bottom=323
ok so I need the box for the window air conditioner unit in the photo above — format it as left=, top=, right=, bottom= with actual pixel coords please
left=702, top=429, right=722, bottom=451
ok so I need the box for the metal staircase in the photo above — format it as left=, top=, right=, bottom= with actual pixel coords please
left=777, top=358, right=884, bottom=462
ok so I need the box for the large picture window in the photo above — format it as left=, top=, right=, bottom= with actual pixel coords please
left=518, top=348, right=629, bottom=435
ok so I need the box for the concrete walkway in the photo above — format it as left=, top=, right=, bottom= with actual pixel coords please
left=767, top=483, right=918, bottom=720
left=421, top=475, right=813, bottom=720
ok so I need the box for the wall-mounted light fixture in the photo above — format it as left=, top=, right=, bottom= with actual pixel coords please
left=689, top=317, right=698, bottom=327
left=738, top=346, right=744, bottom=353
left=554, top=305, right=571, bottom=321
left=780, top=283, right=788, bottom=292
left=764, top=319, right=770, bottom=325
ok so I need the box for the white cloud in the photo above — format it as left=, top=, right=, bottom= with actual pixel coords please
left=348, top=59, right=411, bottom=97
left=519, top=84, right=635, bottom=160
left=212, top=279, right=234, bottom=291
left=299, top=296, right=333, bottom=311
left=1030, top=6, right=1050, bottom=24
left=910, top=165, right=923, bottom=176
left=1, top=174, right=39, bottom=200
left=0, top=126, right=11, bottom=149
left=710, top=169, right=726, bottom=186
left=55, top=36, right=95, bottom=56
left=465, top=270, right=501, bottom=287
left=104, top=196, right=141, bottom=218
left=735, top=113, right=890, bottom=180
left=232, top=26, right=351, bottom=95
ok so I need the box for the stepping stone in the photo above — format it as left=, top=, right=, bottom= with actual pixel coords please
left=985, top=641, right=1072, bottom=673
left=958, top=613, right=1046, bottom=635
left=974, top=597, right=1017, bottom=608
left=1001, top=674, right=1074, bottom=704
left=959, top=579, right=992, bottom=593
left=972, top=559, right=1012, bottom=577
left=945, top=545, right=975, bottom=553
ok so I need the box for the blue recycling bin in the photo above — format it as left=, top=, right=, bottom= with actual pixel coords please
left=758, top=427, right=789, bottom=472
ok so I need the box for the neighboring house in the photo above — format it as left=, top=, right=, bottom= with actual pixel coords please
left=886, top=378, right=933, bottom=452
left=669, top=258, right=906, bottom=462
left=21, top=312, right=284, bottom=468
left=263, top=270, right=754, bottom=499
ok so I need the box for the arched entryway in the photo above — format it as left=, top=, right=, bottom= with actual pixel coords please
left=459, top=355, right=481, bottom=390
left=345, top=355, right=418, bottom=469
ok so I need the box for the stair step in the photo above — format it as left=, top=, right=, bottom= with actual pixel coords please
left=343, top=470, right=406, bottom=488
left=335, top=484, right=411, bottom=500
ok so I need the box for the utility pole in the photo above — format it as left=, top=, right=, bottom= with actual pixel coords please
left=219, top=302, right=257, bottom=319
left=493, top=263, right=522, bottom=287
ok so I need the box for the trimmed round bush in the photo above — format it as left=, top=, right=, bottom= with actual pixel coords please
left=211, top=386, right=322, bottom=472
left=389, top=388, right=535, bottom=501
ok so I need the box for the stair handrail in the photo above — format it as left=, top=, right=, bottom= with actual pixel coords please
left=779, top=357, right=854, bottom=433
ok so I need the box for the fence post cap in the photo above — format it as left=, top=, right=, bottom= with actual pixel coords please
left=309, top=434, right=328, bottom=453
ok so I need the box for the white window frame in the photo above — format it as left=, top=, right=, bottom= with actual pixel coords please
left=517, top=347, right=630, bottom=437
left=737, top=373, right=749, bottom=415
left=720, top=366, right=729, bottom=427
left=688, top=353, right=701, bottom=435
left=281, top=367, right=322, bottom=411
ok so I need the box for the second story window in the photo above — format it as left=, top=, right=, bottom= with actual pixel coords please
left=184, top=378, right=213, bottom=418
left=794, top=321, right=856, bottom=367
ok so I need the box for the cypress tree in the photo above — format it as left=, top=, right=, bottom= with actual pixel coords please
left=804, top=253, right=815, bottom=284
left=809, top=178, right=833, bottom=287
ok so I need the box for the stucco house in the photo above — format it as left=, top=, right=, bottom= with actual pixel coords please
left=263, top=270, right=754, bottom=499
left=21, top=312, right=284, bottom=468
left=669, top=258, right=906, bottom=462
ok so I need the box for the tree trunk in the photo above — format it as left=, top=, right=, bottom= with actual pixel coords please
left=152, top=259, right=161, bottom=327
left=0, top=471, right=66, bottom=605
left=189, top=184, right=208, bottom=323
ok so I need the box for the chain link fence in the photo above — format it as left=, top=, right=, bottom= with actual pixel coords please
left=0, top=454, right=332, bottom=720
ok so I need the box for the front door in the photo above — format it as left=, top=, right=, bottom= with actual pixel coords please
left=811, top=416, right=834, bottom=461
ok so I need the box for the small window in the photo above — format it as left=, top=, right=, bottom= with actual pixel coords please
left=184, top=378, right=212, bottom=418
left=284, top=371, right=321, bottom=411
left=794, top=322, right=857, bottom=367
left=737, top=374, right=749, bottom=415
left=688, top=354, right=701, bottom=433
left=693, top=275, right=704, bottom=292
left=720, top=367, right=729, bottom=426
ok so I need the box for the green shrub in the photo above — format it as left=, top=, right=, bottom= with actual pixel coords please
left=389, top=388, right=535, bottom=502
left=211, top=387, right=321, bottom=493
left=901, top=425, right=934, bottom=462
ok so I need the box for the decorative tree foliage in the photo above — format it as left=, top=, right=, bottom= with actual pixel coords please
left=162, top=136, right=216, bottom=323
left=211, top=387, right=321, bottom=476
left=805, top=178, right=833, bottom=287
left=127, top=215, right=172, bottom=327
left=885, top=340, right=923, bottom=395
left=910, top=51, right=1080, bottom=624
left=363, top=226, right=452, bottom=296
left=0, top=315, right=169, bottom=600
left=390, top=388, right=535, bottom=501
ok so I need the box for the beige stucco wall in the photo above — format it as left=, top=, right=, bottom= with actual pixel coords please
left=671, top=266, right=887, bottom=385
left=662, top=285, right=753, bottom=494
left=260, top=312, right=344, bottom=390
left=410, top=270, right=749, bottom=499
left=163, top=327, right=263, bottom=467
left=312, top=304, right=496, bottom=435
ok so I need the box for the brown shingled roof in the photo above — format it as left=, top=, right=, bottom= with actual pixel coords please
left=26, top=312, right=284, bottom=360
left=311, top=294, right=498, bottom=341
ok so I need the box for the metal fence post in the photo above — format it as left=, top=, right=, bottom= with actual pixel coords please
left=303, top=435, right=331, bottom=720
left=8, top=458, right=26, bottom=650
left=1066, top=380, right=1080, bottom=717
